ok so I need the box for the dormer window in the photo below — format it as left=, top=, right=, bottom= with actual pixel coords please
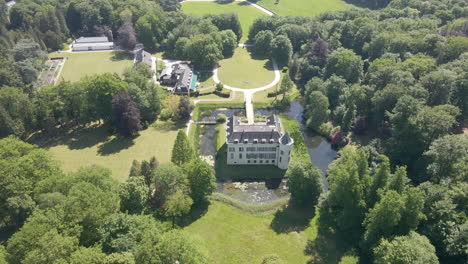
left=261, top=139, right=266, bottom=144
left=244, top=139, right=248, bottom=144
left=269, top=139, right=274, bottom=143
left=234, top=139, right=239, bottom=144
left=253, top=139, right=258, bottom=144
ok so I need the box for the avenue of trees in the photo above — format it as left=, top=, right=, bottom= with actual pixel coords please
left=0, top=132, right=215, bottom=264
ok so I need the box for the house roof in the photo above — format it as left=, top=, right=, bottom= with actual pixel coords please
left=75, top=36, right=109, bottom=43
left=226, top=115, right=283, bottom=144
left=280, top=133, right=292, bottom=145
left=135, top=49, right=152, bottom=67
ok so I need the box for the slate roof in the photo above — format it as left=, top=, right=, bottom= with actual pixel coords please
left=226, top=115, right=283, bottom=144
left=75, top=36, right=109, bottom=43
left=135, top=49, right=152, bottom=68
left=280, top=133, right=292, bottom=145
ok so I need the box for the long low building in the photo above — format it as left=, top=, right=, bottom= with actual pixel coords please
left=226, top=115, right=293, bottom=170
left=72, top=36, right=114, bottom=52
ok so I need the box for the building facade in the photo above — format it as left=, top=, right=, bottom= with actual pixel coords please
left=226, top=115, right=293, bottom=170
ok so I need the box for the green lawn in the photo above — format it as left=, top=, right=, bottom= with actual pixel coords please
left=49, top=51, right=134, bottom=82
left=29, top=121, right=183, bottom=181
left=256, top=0, right=349, bottom=17
left=217, top=47, right=275, bottom=89
left=181, top=1, right=266, bottom=42
left=185, top=201, right=311, bottom=263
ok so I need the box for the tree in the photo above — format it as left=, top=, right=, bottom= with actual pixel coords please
left=69, top=247, right=107, bottom=264
left=0, top=245, right=7, bottom=264
left=305, top=91, right=330, bottom=131
left=164, top=190, right=193, bottom=227
left=421, top=69, right=456, bottom=106
left=157, top=0, right=181, bottom=12
left=11, top=39, right=47, bottom=62
left=153, top=230, right=209, bottom=264
left=174, top=97, right=192, bottom=121
left=374, top=232, right=438, bottom=264
left=185, top=159, right=216, bottom=204
left=0, top=137, right=61, bottom=227
left=286, top=162, right=322, bottom=207
left=279, top=72, right=293, bottom=102
left=186, top=34, right=223, bottom=69
left=0, top=87, right=35, bottom=138
left=327, top=146, right=371, bottom=242
left=118, top=21, right=137, bottom=50
left=152, top=163, right=189, bottom=207
left=135, top=9, right=167, bottom=50
left=22, top=229, right=78, bottom=264
left=219, top=30, right=237, bottom=57
left=363, top=188, right=425, bottom=250
left=105, top=252, right=136, bottom=264
left=253, top=30, right=274, bottom=57
left=209, top=13, right=242, bottom=41
left=119, top=177, right=150, bottom=214
left=308, top=38, right=329, bottom=67
left=275, top=24, right=309, bottom=52
left=367, top=155, right=391, bottom=207
left=171, top=130, right=195, bottom=166
left=424, top=134, right=468, bottom=183
left=112, top=92, right=142, bottom=136
left=325, top=48, right=363, bottom=83
left=270, top=35, right=292, bottom=67
left=129, top=160, right=141, bottom=177
left=100, top=213, right=165, bottom=254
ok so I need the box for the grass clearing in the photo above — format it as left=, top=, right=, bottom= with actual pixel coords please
left=184, top=201, right=312, bottom=264
left=49, top=51, right=133, bottom=82
left=29, top=121, right=184, bottom=181
left=256, top=0, right=349, bottom=17
left=181, top=1, right=266, bottom=42
left=218, top=47, right=275, bottom=89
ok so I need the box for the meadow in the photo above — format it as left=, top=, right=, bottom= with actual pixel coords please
left=29, top=121, right=183, bottom=181
left=49, top=51, right=133, bottom=82
left=255, top=0, right=349, bottom=17
left=217, top=47, right=275, bottom=89
left=181, top=1, right=267, bottom=42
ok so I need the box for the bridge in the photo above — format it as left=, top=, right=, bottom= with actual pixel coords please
left=193, top=117, right=218, bottom=125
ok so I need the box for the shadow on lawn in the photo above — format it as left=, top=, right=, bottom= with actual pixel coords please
left=111, top=51, right=133, bottom=61
left=178, top=200, right=210, bottom=227
left=97, top=134, right=136, bottom=156
left=304, top=206, right=356, bottom=264
left=270, top=205, right=315, bottom=234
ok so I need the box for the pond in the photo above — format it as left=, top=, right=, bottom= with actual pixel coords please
left=197, top=103, right=337, bottom=204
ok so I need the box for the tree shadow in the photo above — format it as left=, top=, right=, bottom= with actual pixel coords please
left=178, top=200, right=210, bottom=227
left=151, top=121, right=186, bottom=132
left=97, top=135, right=136, bottom=156
left=29, top=124, right=111, bottom=150
left=270, top=204, right=315, bottom=234
left=111, top=51, right=133, bottom=61
left=237, top=1, right=251, bottom=6
left=215, top=0, right=235, bottom=4
left=303, top=205, right=356, bottom=263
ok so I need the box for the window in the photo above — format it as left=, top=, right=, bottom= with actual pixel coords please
left=246, top=147, right=256, bottom=152
left=254, top=160, right=257, bottom=163
left=228, top=147, right=235, bottom=152
left=248, top=160, right=251, bottom=163
left=260, top=160, right=263, bottom=164
left=239, top=153, right=242, bottom=159
left=266, top=160, right=269, bottom=164
left=272, top=160, right=275, bottom=163
left=280, top=157, right=282, bottom=162
left=280, top=150, right=284, bottom=155
left=239, top=147, right=244, bottom=151
left=257, top=147, right=276, bottom=152
left=230, top=153, right=234, bottom=159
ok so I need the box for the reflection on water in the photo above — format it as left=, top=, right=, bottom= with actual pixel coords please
left=198, top=103, right=337, bottom=204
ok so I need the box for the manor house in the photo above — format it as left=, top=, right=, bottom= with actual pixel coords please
left=226, top=115, right=293, bottom=170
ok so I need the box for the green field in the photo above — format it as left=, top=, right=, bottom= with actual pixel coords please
left=217, top=47, right=275, bottom=89
left=181, top=1, right=266, bottom=42
left=49, top=51, right=133, bottom=82
left=256, top=0, right=349, bottom=17
left=30, top=121, right=183, bottom=181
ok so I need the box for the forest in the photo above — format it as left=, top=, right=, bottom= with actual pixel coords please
left=0, top=0, right=467, bottom=263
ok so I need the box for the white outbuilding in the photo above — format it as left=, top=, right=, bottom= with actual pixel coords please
left=72, top=36, right=114, bottom=52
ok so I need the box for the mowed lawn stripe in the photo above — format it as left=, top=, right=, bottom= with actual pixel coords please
left=49, top=51, right=133, bottom=82
left=256, top=0, right=349, bottom=17
left=181, top=1, right=267, bottom=42
left=217, top=47, right=275, bottom=89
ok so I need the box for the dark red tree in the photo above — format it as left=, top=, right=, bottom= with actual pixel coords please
left=117, top=21, right=137, bottom=50
left=112, top=92, right=142, bottom=136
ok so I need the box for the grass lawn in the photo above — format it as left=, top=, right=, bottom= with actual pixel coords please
left=256, top=0, right=349, bottom=17
left=185, top=201, right=311, bottom=263
left=49, top=51, right=133, bottom=82
left=29, top=121, right=183, bottom=181
left=217, top=47, right=275, bottom=89
left=181, top=1, right=266, bottom=42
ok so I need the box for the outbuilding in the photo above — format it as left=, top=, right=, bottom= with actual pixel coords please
left=72, top=36, right=114, bottom=52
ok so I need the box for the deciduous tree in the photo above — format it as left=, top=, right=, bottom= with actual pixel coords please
left=171, top=130, right=194, bottom=166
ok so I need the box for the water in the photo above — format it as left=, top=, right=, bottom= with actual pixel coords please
left=198, top=103, right=337, bottom=204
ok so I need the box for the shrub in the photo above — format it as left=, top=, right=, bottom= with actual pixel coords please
left=216, top=82, right=224, bottom=92
left=216, top=114, right=227, bottom=123
left=159, top=108, right=172, bottom=121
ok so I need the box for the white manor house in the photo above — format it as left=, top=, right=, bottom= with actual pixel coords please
left=226, top=115, right=294, bottom=170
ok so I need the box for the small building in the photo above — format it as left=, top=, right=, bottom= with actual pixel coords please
left=226, top=115, right=293, bottom=170
left=134, top=49, right=153, bottom=68
left=72, top=36, right=114, bottom=52
left=159, top=63, right=198, bottom=95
